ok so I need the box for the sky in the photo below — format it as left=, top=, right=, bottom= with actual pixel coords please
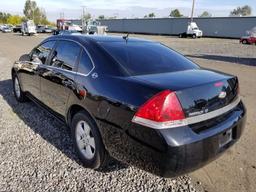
left=0, top=0, right=255, bottom=21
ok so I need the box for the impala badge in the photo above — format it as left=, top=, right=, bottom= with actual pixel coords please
left=219, top=91, right=227, bottom=99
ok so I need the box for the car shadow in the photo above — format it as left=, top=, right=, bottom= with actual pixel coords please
left=0, top=79, right=127, bottom=173
left=186, top=54, right=256, bottom=67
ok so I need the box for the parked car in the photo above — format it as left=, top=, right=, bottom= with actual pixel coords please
left=240, top=34, right=256, bottom=45
left=37, top=25, right=54, bottom=33
left=0, top=24, right=7, bottom=31
left=2, top=27, right=12, bottom=33
left=13, top=25, right=22, bottom=33
left=36, top=25, right=45, bottom=33
left=12, top=35, right=246, bottom=177
left=44, top=27, right=54, bottom=33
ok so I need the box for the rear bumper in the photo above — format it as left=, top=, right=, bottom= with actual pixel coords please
left=98, top=101, right=246, bottom=177
left=161, top=106, right=246, bottom=177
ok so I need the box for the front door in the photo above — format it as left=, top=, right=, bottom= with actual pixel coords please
left=20, top=40, right=56, bottom=99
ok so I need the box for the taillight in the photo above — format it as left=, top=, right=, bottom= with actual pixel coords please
left=132, top=90, right=187, bottom=129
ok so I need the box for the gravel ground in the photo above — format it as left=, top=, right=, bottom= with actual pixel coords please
left=0, top=32, right=255, bottom=192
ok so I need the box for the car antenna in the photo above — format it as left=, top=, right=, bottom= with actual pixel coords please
left=123, top=33, right=129, bottom=42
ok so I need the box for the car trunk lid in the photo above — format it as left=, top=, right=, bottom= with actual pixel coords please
left=132, top=69, right=239, bottom=118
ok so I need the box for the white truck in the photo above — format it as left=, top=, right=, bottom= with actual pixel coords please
left=84, top=19, right=108, bottom=35
left=179, top=22, right=203, bottom=39
left=21, top=20, right=37, bottom=36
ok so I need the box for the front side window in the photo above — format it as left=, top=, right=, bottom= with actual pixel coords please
left=50, top=40, right=81, bottom=71
left=78, top=49, right=94, bottom=75
left=31, top=41, right=56, bottom=64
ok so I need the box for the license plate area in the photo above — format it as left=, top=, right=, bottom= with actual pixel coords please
left=219, top=129, right=233, bottom=148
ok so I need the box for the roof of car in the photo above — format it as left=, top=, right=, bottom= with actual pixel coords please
left=47, top=34, right=154, bottom=44
left=80, top=35, right=153, bottom=43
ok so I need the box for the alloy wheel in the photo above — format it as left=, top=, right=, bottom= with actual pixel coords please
left=75, top=120, right=96, bottom=160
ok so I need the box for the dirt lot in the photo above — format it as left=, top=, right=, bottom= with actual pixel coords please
left=0, top=32, right=255, bottom=192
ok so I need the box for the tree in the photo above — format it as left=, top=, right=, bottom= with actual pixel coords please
left=23, top=0, right=37, bottom=20
left=0, top=12, right=11, bottom=23
left=170, top=9, right=183, bottom=17
left=148, top=13, right=155, bottom=18
left=98, top=15, right=105, bottom=20
left=7, top=15, right=23, bottom=25
left=230, top=5, right=252, bottom=16
left=199, top=11, right=212, bottom=17
left=23, top=0, right=51, bottom=24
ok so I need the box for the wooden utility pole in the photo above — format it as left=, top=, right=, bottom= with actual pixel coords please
left=81, top=6, right=86, bottom=32
left=191, top=0, right=195, bottom=22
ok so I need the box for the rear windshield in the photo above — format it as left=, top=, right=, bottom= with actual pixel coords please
left=100, top=42, right=199, bottom=76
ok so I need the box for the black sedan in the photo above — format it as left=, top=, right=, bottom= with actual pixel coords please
left=11, top=35, right=246, bottom=177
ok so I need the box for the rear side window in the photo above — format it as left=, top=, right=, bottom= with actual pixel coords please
left=50, top=40, right=81, bottom=71
left=78, top=49, right=94, bottom=75
left=100, top=42, right=199, bottom=76
left=31, top=41, right=55, bottom=64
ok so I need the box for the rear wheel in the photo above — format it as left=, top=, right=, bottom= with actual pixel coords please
left=13, top=75, right=28, bottom=102
left=71, top=111, right=109, bottom=169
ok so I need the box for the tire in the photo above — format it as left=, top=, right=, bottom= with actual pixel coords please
left=192, top=34, right=197, bottom=39
left=242, top=40, right=247, bottom=44
left=13, top=74, right=28, bottom=102
left=71, top=111, right=109, bottom=169
left=179, top=34, right=182, bottom=38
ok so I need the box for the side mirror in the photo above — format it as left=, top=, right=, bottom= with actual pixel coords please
left=19, top=54, right=30, bottom=61
left=31, top=54, right=42, bottom=65
left=32, top=54, right=38, bottom=61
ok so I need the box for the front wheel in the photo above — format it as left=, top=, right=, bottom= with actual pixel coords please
left=192, top=34, right=197, bottom=39
left=13, top=75, right=28, bottom=102
left=242, top=40, right=247, bottom=44
left=71, top=111, right=109, bottom=169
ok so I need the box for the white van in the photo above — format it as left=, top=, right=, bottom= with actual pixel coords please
left=21, top=20, right=37, bottom=36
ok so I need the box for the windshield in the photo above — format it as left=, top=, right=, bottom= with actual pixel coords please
left=100, top=42, right=199, bottom=76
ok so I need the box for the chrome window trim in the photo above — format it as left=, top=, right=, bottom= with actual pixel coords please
left=37, top=38, right=95, bottom=77
left=57, top=38, right=96, bottom=77
left=132, top=97, right=241, bottom=129
left=25, top=38, right=95, bottom=77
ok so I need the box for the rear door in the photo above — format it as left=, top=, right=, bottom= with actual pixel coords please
left=39, top=40, right=81, bottom=116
